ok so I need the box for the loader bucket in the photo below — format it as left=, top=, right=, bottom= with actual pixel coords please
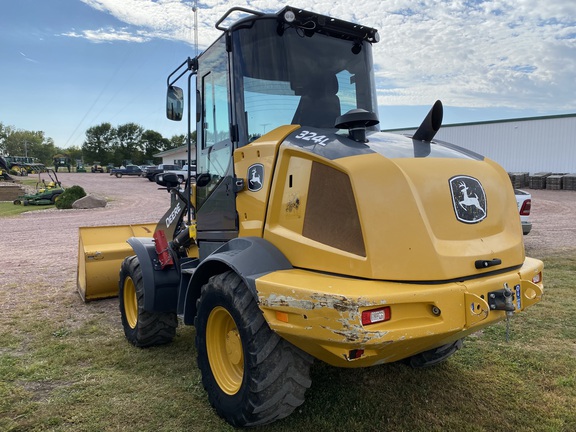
left=77, top=223, right=156, bottom=301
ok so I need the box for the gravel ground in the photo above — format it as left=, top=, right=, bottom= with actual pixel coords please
left=0, top=173, right=170, bottom=304
left=0, top=173, right=574, bottom=305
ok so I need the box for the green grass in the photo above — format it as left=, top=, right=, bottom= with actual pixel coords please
left=0, top=179, right=58, bottom=216
left=1, top=254, right=575, bottom=431
left=0, top=201, right=55, bottom=217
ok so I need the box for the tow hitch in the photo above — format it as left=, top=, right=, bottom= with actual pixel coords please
left=488, top=283, right=517, bottom=341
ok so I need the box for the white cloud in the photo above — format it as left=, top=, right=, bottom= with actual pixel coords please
left=63, top=27, right=151, bottom=43
left=72, top=0, right=576, bottom=111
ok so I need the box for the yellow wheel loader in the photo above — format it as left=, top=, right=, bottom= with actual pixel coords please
left=77, top=6, right=544, bottom=427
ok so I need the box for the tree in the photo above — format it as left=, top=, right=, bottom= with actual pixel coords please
left=82, top=123, right=115, bottom=164
left=0, top=122, right=13, bottom=155
left=141, top=130, right=170, bottom=162
left=0, top=127, right=55, bottom=165
left=168, top=134, right=186, bottom=150
left=115, top=123, right=144, bottom=164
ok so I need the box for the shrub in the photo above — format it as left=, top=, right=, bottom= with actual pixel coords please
left=55, top=185, right=86, bottom=209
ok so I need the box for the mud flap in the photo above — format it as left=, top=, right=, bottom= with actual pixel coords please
left=77, top=223, right=156, bottom=301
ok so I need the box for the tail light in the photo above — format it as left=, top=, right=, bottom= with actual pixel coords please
left=520, top=199, right=531, bottom=216
left=532, top=272, right=542, bottom=284
left=361, top=306, right=391, bottom=326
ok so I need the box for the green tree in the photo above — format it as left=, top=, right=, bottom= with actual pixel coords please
left=141, top=129, right=170, bottom=162
left=168, top=134, right=186, bottom=149
left=0, top=122, right=14, bottom=154
left=0, top=128, right=55, bottom=165
left=82, top=123, right=115, bottom=165
left=115, top=123, right=144, bottom=164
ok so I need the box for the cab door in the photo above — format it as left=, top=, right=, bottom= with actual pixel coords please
left=195, top=37, right=238, bottom=258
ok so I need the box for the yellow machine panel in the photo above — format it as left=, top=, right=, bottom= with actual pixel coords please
left=264, top=143, right=525, bottom=282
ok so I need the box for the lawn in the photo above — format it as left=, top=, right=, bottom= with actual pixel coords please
left=0, top=178, right=57, bottom=217
left=0, top=253, right=574, bottom=431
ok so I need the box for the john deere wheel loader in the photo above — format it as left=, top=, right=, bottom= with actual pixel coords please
left=77, top=6, right=543, bottom=427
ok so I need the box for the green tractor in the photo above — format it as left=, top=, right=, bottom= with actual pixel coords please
left=13, top=169, right=64, bottom=206
left=53, top=154, right=72, bottom=172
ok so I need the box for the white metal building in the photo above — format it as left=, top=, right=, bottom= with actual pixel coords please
left=385, top=113, right=576, bottom=174
left=153, top=144, right=195, bottom=167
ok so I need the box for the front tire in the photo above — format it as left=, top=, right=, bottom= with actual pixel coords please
left=195, top=271, right=313, bottom=427
left=119, top=255, right=177, bottom=347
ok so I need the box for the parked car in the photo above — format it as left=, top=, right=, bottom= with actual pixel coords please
left=143, top=164, right=181, bottom=181
left=161, top=164, right=197, bottom=182
left=109, top=165, right=143, bottom=178
left=515, top=189, right=532, bottom=235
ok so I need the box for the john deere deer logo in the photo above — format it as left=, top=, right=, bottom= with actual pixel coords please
left=248, top=164, right=264, bottom=192
left=449, top=176, right=487, bottom=223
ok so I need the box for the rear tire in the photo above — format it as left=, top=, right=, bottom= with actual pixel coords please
left=119, top=255, right=177, bottom=347
left=195, top=271, right=313, bottom=427
left=406, top=339, right=463, bottom=368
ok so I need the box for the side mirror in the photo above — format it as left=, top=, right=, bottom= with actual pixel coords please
left=166, top=86, right=184, bottom=121
left=196, top=173, right=212, bottom=187
left=155, top=172, right=181, bottom=188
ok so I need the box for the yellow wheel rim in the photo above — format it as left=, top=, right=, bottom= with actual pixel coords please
left=123, top=276, right=138, bottom=329
left=206, top=306, right=244, bottom=395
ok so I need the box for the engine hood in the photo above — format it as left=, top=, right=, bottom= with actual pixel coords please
left=263, top=128, right=525, bottom=282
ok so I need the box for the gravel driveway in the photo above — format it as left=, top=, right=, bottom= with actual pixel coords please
left=0, top=173, right=574, bottom=307
left=0, top=173, right=170, bottom=307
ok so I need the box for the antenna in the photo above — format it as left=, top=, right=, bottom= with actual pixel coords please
left=193, top=0, right=198, bottom=57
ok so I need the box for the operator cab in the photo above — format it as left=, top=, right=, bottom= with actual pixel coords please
left=166, top=6, right=381, bottom=257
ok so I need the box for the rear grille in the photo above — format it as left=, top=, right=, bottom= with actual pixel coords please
left=303, top=162, right=365, bottom=256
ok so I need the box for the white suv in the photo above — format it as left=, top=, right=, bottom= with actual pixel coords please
left=515, top=189, right=532, bottom=235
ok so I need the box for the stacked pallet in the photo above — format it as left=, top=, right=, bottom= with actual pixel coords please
left=546, top=175, right=563, bottom=190
left=0, top=184, right=24, bottom=201
left=562, top=174, right=576, bottom=191
left=508, top=172, right=529, bottom=189
left=529, top=172, right=552, bottom=189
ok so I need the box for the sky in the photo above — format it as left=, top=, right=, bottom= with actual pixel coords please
left=1, top=0, right=575, bottom=149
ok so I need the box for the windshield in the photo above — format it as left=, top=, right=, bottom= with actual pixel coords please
left=231, top=17, right=378, bottom=144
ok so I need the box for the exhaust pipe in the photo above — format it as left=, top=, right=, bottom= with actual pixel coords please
left=412, top=100, right=443, bottom=142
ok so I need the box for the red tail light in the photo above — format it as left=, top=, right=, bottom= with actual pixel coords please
left=361, top=306, right=391, bottom=325
left=520, top=199, right=531, bottom=216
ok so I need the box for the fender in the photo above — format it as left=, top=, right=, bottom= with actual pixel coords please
left=127, top=237, right=180, bottom=312
left=182, top=237, right=292, bottom=324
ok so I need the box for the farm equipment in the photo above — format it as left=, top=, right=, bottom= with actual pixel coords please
left=0, top=156, right=12, bottom=181
left=91, top=161, right=104, bottom=173
left=13, top=169, right=63, bottom=205
left=2, top=155, right=45, bottom=176
left=53, top=154, right=72, bottom=172
left=77, top=6, right=544, bottom=427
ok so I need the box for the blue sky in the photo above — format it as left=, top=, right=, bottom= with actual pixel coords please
left=1, top=0, right=575, bottom=149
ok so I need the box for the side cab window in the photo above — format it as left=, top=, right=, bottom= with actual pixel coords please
left=196, top=37, right=232, bottom=211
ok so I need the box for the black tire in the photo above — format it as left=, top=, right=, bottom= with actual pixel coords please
left=115, top=172, right=122, bottom=178
left=119, top=255, right=177, bottom=347
left=195, top=271, right=313, bottom=427
left=405, top=339, right=463, bottom=368
left=50, top=192, right=62, bottom=204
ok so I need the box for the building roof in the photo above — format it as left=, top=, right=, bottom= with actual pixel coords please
left=153, top=145, right=189, bottom=158
left=384, top=112, right=576, bottom=132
